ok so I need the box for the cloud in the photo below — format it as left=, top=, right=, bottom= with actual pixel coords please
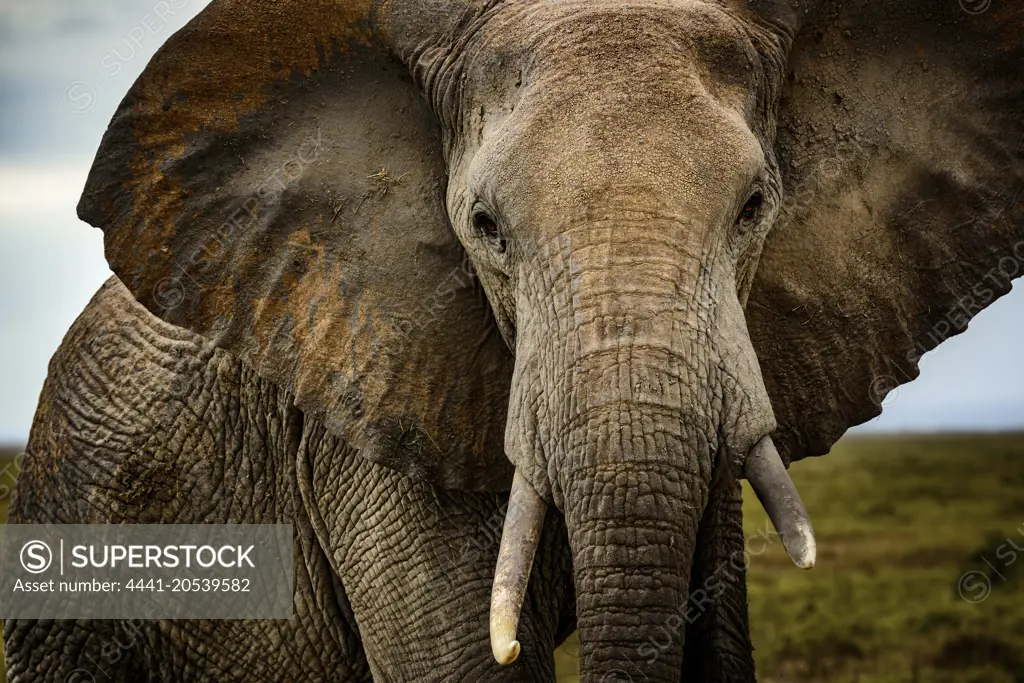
left=0, top=165, right=88, bottom=212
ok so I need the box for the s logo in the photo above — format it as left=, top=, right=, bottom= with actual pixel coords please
left=20, top=540, right=52, bottom=574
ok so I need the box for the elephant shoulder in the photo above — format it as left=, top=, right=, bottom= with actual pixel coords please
left=13, top=277, right=297, bottom=524
left=31, top=275, right=218, bottom=459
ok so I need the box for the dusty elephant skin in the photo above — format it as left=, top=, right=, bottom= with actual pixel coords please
left=6, top=0, right=1023, bottom=681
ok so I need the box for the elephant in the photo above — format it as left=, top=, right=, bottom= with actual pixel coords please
left=5, top=0, right=1023, bottom=680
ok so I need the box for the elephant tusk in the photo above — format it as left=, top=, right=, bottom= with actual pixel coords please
left=744, top=436, right=816, bottom=570
left=490, top=469, right=547, bottom=665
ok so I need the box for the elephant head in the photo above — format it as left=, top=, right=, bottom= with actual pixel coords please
left=79, top=0, right=1023, bottom=680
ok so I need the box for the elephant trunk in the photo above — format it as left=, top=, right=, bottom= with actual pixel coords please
left=489, top=217, right=814, bottom=679
left=493, top=350, right=711, bottom=681
left=563, top=437, right=702, bottom=682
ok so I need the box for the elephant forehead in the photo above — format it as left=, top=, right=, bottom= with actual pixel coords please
left=474, top=0, right=760, bottom=97
left=478, top=86, right=764, bottom=232
left=463, top=2, right=767, bottom=226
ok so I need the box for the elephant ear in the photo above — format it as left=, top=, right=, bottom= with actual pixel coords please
left=749, top=1, right=1024, bottom=463
left=77, top=0, right=516, bottom=491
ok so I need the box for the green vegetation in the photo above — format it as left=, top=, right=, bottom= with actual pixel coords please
left=557, top=434, right=1024, bottom=682
left=0, top=447, right=19, bottom=682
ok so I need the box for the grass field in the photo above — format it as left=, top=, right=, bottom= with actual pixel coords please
left=2, top=437, right=1023, bottom=682
left=0, top=449, right=14, bottom=525
left=556, top=434, right=1024, bottom=682
left=0, top=447, right=16, bottom=682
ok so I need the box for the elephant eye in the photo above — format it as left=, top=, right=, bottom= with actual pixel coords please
left=738, top=192, right=763, bottom=224
left=473, top=211, right=506, bottom=253
left=474, top=211, right=499, bottom=236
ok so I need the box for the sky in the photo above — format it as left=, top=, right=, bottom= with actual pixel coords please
left=0, top=0, right=1022, bottom=446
